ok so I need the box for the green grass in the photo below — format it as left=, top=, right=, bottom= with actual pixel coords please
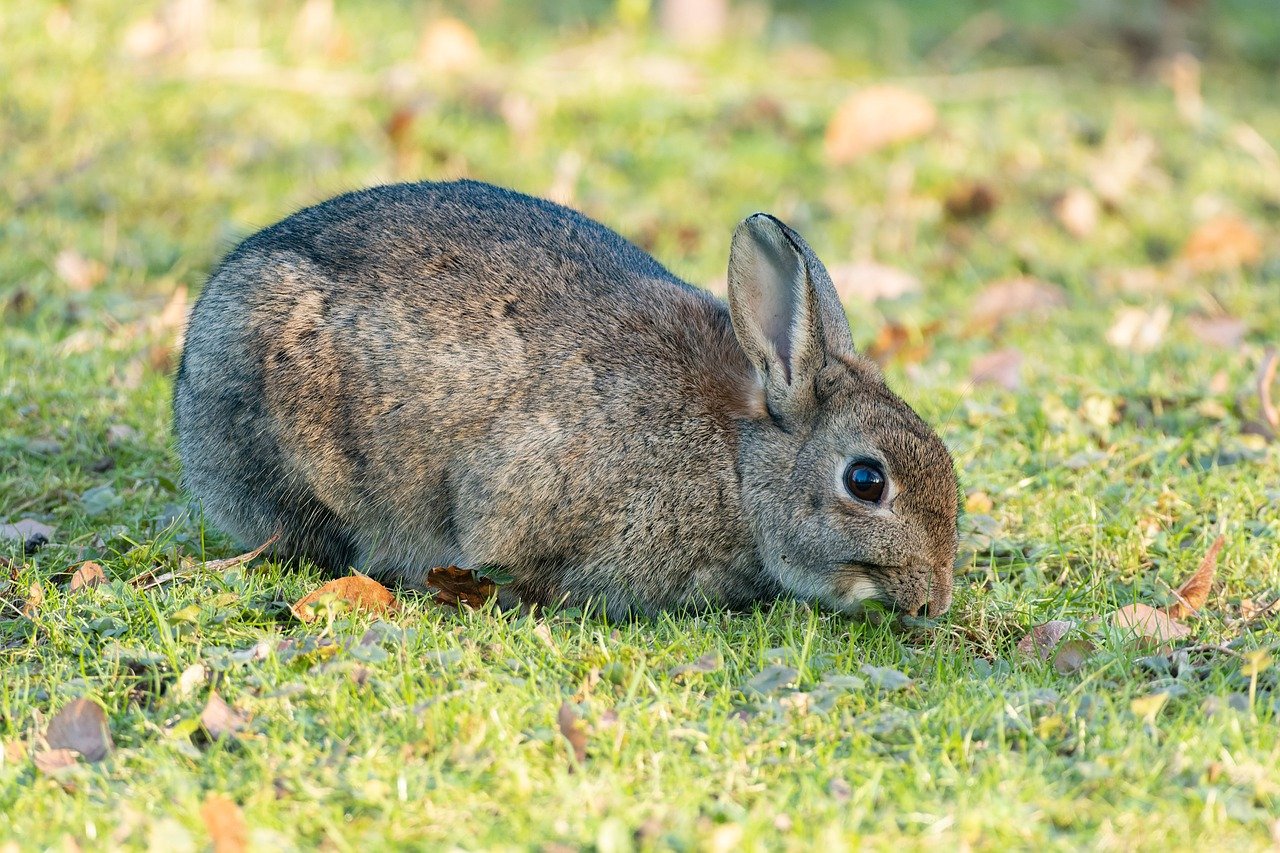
left=3, top=0, right=1280, bottom=848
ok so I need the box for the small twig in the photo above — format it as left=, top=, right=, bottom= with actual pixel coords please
left=1178, top=642, right=1244, bottom=659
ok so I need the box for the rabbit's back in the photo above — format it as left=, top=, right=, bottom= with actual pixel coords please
left=175, top=181, right=772, bottom=614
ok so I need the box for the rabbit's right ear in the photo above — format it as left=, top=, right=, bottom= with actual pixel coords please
left=727, top=214, right=852, bottom=416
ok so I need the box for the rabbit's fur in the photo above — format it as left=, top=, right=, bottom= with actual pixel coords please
left=175, top=180, right=958, bottom=618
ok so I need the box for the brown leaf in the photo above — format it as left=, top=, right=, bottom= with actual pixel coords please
left=33, top=748, right=80, bottom=774
left=68, top=561, right=106, bottom=593
left=1187, top=315, right=1247, bottom=350
left=1054, top=187, right=1099, bottom=238
left=417, top=18, right=481, bottom=74
left=194, top=532, right=280, bottom=573
left=1106, top=305, right=1170, bottom=353
left=1089, top=132, right=1156, bottom=207
left=54, top=249, right=105, bottom=291
left=201, top=794, right=247, bottom=853
left=969, top=277, right=1065, bottom=331
left=1052, top=639, right=1095, bottom=674
left=290, top=574, right=399, bottom=623
left=200, top=691, right=249, bottom=741
left=557, top=702, right=588, bottom=765
left=1164, top=535, right=1223, bottom=619
left=944, top=182, right=998, bottom=220
left=1182, top=214, right=1263, bottom=272
left=866, top=320, right=940, bottom=367
left=425, top=566, right=497, bottom=609
left=828, top=262, right=920, bottom=304
left=969, top=348, right=1023, bottom=391
left=44, top=698, right=113, bottom=762
left=824, top=86, right=937, bottom=165
left=1016, top=619, right=1076, bottom=661
left=1111, top=603, right=1191, bottom=644
left=21, top=582, right=44, bottom=619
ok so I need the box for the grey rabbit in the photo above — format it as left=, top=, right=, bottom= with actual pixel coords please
left=174, top=180, right=959, bottom=619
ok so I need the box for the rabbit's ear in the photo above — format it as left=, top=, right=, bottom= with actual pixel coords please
left=727, top=214, right=854, bottom=411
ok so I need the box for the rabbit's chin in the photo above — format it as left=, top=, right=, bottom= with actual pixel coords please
left=825, top=575, right=885, bottom=616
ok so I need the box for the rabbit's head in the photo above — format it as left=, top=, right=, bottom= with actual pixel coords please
left=727, top=214, right=959, bottom=617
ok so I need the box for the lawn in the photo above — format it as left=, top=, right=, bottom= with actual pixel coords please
left=2, top=0, right=1280, bottom=848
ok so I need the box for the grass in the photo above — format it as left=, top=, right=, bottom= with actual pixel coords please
left=3, top=0, right=1280, bottom=848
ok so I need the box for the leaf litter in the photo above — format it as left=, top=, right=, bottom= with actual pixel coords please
left=35, top=698, right=113, bottom=771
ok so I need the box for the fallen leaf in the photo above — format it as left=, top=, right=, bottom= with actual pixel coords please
left=192, top=532, right=280, bottom=573
left=669, top=652, right=722, bottom=678
left=1016, top=620, right=1076, bottom=661
left=68, top=561, right=106, bottom=593
left=658, top=0, right=727, bottom=49
left=944, top=182, right=998, bottom=220
left=106, top=424, right=138, bottom=448
left=969, top=277, right=1065, bottom=331
left=1187, top=315, right=1247, bottom=349
left=201, top=794, right=247, bottom=853
left=1052, top=639, right=1095, bottom=674
left=1054, top=187, right=1099, bottom=238
left=1164, top=535, right=1223, bottom=619
left=43, top=698, right=113, bottom=762
left=33, top=748, right=80, bottom=774
left=1257, top=347, right=1279, bottom=434
left=175, top=663, right=208, bottom=698
left=824, top=86, right=937, bottom=165
left=970, top=348, right=1023, bottom=391
left=1182, top=214, right=1263, bottom=272
left=1089, top=132, right=1156, bottom=207
left=866, top=320, right=940, bottom=367
left=291, top=574, right=398, bottom=623
left=557, top=702, right=587, bottom=765
left=1130, top=691, right=1170, bottom=722
left=1111, top=603, right=1191, bottom=644
left=54, top=249, right=105, bottom=291
left=425, top=566, right=496, bottom=609
left=21, top=582, right=44, bottom=619
left=1162, top=52, right=1203, bottom=126
left=828, top=261, right=920, bottom=304
left=1106, top=305, right=1170, bottom=353
left=1242, top=649, right=1273, bottom=678
left=200, top=691, right=248, bottom=741
left=743, top=664, right=798, bottom=696
left=964, top=490, right=993, bottom=514
left=417, top=17, right=480, bottom=74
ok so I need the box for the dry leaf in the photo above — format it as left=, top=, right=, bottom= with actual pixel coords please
left=557, top=702, right=588, bottom=765
left=1054, top=187, right=1099, bottom=238
left=43, top=698, right=113, bottom=762
left=21, top=582, right=43, bottom=619
left=68, top=561, right=106, bottom=593
left=1111, top=603, right=1191, bottom=644
left=1052, top=639, right=1094, bottom=674
left=1187, top=315, right=1247, bottom=350
left=1016, top=620, right=1076, bottom=661
left=193, top=533, right=279, bottom=573
left=201, top=794, right=247, bottom=853
left=418, top=18, right=480, bottom=74
left=969, top=277, right=1066, bottom=331
left=425, top=566, right=496, bottom=609
left=1258, top=347, right=1279, bottom=433
left=964, top=491, right=993, bottom=514
left=200, top=691, right=248, bottom=741
left=1106, top=305, right=1170, bottom=353
left=1182, top=214, right=1262, bottom=272
left=1162, top=52, right=1203, bottom=126
left=944, top=182, right=998, bottom=220
left=970, top=348, right=1023, bottom=391
left=1089, top=133, right=1156, bottom=207
left=824, top=86, right=937, bottom=165
left=828, top=261, right=920, bottom=304
left=1164, top=535, right=1223, bottom=619
left=658, top=0, right=728, bottom=49
left=33, top=748, right=80, bottom=774
left=175, top=663, right=208, bottom=698
left=290, top=574, right=399, bottom=623
left=866, top=320, right=939, bottom=367
left=54, top=249, right=105, bottom=291
left=0, top=518, right=54, bottom=545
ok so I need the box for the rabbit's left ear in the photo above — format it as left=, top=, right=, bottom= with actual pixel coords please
left=727, top=214, right=853, bottom=412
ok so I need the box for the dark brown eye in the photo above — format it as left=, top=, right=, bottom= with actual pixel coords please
left=844, top=462, right=885, bottom=503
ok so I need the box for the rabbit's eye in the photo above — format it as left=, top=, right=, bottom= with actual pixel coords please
left=843, top=462, right=885, bottom=503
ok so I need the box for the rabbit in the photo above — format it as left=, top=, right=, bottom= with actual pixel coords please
left=174, top=180, right=959, bottom=619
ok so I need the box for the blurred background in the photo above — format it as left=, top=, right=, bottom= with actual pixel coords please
left=2, top=0, right=1278, bottom=486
